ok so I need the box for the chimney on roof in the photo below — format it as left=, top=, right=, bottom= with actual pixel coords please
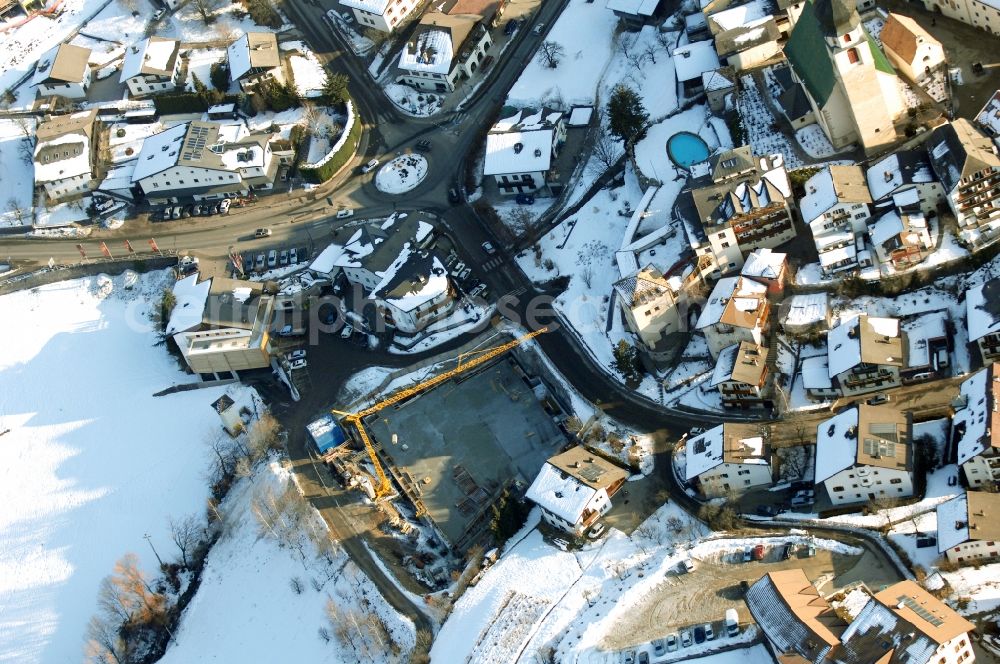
left=513, top=142, right=524, bottom=154
left=884, top=171, right=892, bottom=182
left=571, top=461, right=580, bottom=468
left=809, top=185, right=816, bottom=194
left=846, top=425, right=857, bottom=439
left=956, top=520, right=966, bottom=529
left=132, top=45, right=139, bottom=54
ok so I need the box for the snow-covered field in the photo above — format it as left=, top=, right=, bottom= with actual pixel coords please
left=0, top=118, right=34, bottom=227
left=0, top=270, right=243, bottom=664
left=382, top=83, right=444, bottom=117
left=281, top=41, right=325, bottom=99
left=375, top=154, right=428, bottom=194
left=184, top=47, right=227, bottom=92
left=159, top=1, right=290, bottom=43
left=505, top=0, right=620, bottom=107
left=158, top=460, right=415, bottom=663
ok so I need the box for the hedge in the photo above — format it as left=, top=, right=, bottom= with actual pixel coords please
left=153, top=92, right=240, bottom=115
left=299, top=110, right=362, bottom=183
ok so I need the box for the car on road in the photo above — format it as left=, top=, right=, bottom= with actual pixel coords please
left=482, top=241, right=496, bottom=255
left=267, top=250, right=277, bottom=268
left=652, top=639, right=666, bottom=657
left=704, top=623, right=714, bottom=641
left=289, top=248, right=298, bottom=264
left=637, top=652, right=649, bottom=664
left=448, top=187, right=461, bottom=203
left=287, top=350, right=306, bottom=361
left=752, top=544, right=765, bottom=561
left=693, top=626, right=706, bottom=644
left=533, top=22, right=545, bottom=34
left=340, top=322, right=354, bottom=339
left=665, top=634, right=678, bottom=652
left=289, top=358, right=307, bottom=370
left=415, top=139, right=432, bottom=152
left=336, top=208, right=354, bottom=219
left=681, top=558, right=695, bottom=573
left=153, top=7, right=165, bottom=20
left=515, top=193, right=535, bottom=205
left=742, top=546, right=753, bottom=563
left=360, top=158, right=379, bottom=174
left=469, top=283, right=487, bottom=298
left=458, top=267, right=472, bottom=281
left=586, top=522, right=606, bottom=539
left=680, top=630, right=692, bottom=648
left=781, top=543, right=794, bottom=560
left=279, top=249, right=289, bottom=266
left=450, top=261, right=467, bottom=277
left=255, top=253, right=265, bottom=271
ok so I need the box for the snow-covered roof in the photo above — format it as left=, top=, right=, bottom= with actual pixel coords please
left=818, top=244, right=857, bottom=270
left=671, top=40, right=720, bottom=83
left=98, top=161, right=138, bottom=194
left=869, top=210, right=904, bottom=249
left=783, top=293, right=828, bottom=329
left=702, top=69, right=733, bottom=92
left=866, top=149, right=937, bottom=201
left=606, top=0, right=659, bottom=15
left=828, top=314, right=902, bottom=377
left=800, top=165, right=871, bottom=224
left=370, top=246, right=449, bottom=312
left=708, top=0, right=769, bottom=31
left=120, top=37, right=179, bottom=83
left=976, top=90, right=1000, bottom=142
left=686, top=423, right=767, bottom=479
left=130, top=123, right=188, bottom=181
left=697, top=276, right=768, bottom=330
left=228, top=32, right=279, bottom=82
left=398, top=17, right=457, bottom=75
left=567, top=106, right=594, bottom=127
left=686, top=424, right=724, bottom=479
left=936, top=493, right=969, bottom=553
left=525, top=462, right=599, bottom=524
left=340, top=0, right=392, bottom=14
left=166, top=274, right=211, bottom=335
left=815, top=407, right=859, bottom=483
left=483, top=129, right=553, bottom=175
left=32, top=43, right=91, bottom=85
left=696, top=276, right=738, bottom=329
left=309, top=242, right=347, bottom=275
left=901, top=310, right=947, bottom=369
left=741, top=248, right=785, bottom=280
left=954, top=367, right=997, bottom=465
left=33, top=110, right=97, bottom=184
left=967, top=278, right=1000, bottom=343
left=801, top=355, right=832, bottom=390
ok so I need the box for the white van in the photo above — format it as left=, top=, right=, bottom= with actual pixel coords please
left=725, top=608, right=739, bottom=637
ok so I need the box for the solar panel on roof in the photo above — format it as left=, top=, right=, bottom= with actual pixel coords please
left=896, top=595, right=944, bottom=627
left=578, top=466, right=606, bottom=482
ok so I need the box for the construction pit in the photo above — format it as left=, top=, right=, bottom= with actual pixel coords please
left=363, top=354, right=568, bottom=551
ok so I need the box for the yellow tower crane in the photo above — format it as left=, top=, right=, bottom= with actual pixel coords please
left=333, top=327, right=548, bottom=500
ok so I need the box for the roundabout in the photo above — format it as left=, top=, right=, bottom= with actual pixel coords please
left=374, top=153, right=429, bottom=195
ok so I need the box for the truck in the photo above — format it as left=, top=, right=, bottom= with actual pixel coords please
left=306, top=415, right=347, bottom=454
left=725, top=608, right=739, bottom=637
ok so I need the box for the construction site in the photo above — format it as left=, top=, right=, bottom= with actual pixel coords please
left=316, top=331, right=572, bottom=552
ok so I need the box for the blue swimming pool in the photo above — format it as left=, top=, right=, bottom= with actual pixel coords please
left=667, top=131, right=710, bottom=168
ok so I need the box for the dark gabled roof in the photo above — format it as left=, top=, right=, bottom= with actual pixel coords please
left=779, top=83, right=814, bottom=122
left=714, top=17, right=780, bottom=57
left=784, top=0, right=837, bottom=107
left=814, top=0, right=859, bottom=38
left=927, top=119, right=1000, bottom=191
left=709, top=145, right=755, bottom=181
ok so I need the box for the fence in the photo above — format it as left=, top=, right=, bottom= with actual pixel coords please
left=0, top=253, right=177, bottom=296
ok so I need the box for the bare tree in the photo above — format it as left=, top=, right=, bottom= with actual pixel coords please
left=587, top=133, right=624, bottom=176
left=191, top=0, right=223, bottom=23
left=290, top=577, right=304, bottom=594
left=168, top=514, right=202, bottom=568
left=536, top=41, right=565, bottom=69
left=505, top=206, right=536, bottom=238
left=247, top=412, right=283, bottom=463
left=84, top=613, right=131, bottom=664
left=6, top=198, right=27, bottom=225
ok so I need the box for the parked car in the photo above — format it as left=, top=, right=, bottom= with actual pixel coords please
left=866, top=393, right=891, bottom=405
left=450, top=261, right=467, bottom=277
left=621, top=650, right=635, bottom=664
left=153, top=7, right=165, bottom=20
left=469, top=283, right=487, bottom=298
left=279, top=249, right=289, bottom=266
left=756, top=504, right=778, bottom=517
left=725, top=608, right=740, bottom=637
left=340, top=322, right=354, bottom=339
left=742, top=546, right=753, bottom=563
left=533, top=22, right=545, bottom=34
left=289, top=248, right=298, bottom=264
left=278, top=324, right=293, bottom=336
left=791, top=494, right=815, bottom=507
left=219, top=199, right=231, bottom=214
left=267, top=250, right=277, bottom=268
left=586, top=522, right=606, bottom=540
left=681, top=558, right=695, bottom=573
left=287, top=350, right=306, bottom=361
left=171, top=206, right=182, bottom=219
left=693, top=626, right=706, bottom=644
left=652, top=639, right=666, bottom=657
left=752, top=544, right=765, bottom=561
left=637, top=652, right=649, bottom=664
left=360, top=158, right=379, bottom=174
left=504, top=19, right=518, bottom=35
left=781, top=543, right=794, bottom=560
left=482, top=241, right=496, bottom=255
left=704, top=623, right=714, bottom=641
left=665, top=634, right=678, bottom=652
left=336, top=208, right=354, bottom=219
left=289, top=359, right=307, bottom=370
left=458, top=267, right=472, bottom=281
left=515, top=193, right=535, bottom=205
left=551, top=537, right=568, bottom=551
left=680, top=630, right=692, bottom=648
left=255, top=253, right=265, bottom=271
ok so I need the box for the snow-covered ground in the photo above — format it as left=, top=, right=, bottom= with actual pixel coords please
left=0, top=270, right=247, bottom=664
left=0, top=118, right=34, bottom=227
left=599, top=26, right=679, bottom=120
left=375, top=154, right=428, bottom=194
left=281, top=41, right=325, bottom=98
left=158, top=460, right=415, bottom=663
left=159, top=1, right=290, bottom=43
left=505, top=0, right=620, bottom=107
left=184, top=47, right=228, bottom=92
left=382, top=83, right=444, bottom=117
left=795, top=124, right=838, bottom=158
left=736, top=73, right=803, bottom=169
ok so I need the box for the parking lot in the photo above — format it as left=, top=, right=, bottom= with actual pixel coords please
left=239, top=244, right=311, bottom=275
left=599, top=537, right=901, bottom=651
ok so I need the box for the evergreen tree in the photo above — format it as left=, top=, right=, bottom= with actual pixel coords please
left=607, top=84, right=649, bottom=147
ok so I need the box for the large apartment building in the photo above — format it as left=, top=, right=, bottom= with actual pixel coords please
left=953, top=364, right=1000, bottom=489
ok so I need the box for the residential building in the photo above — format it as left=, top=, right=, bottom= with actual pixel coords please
left=606, top=0, right=662, bottom=30
left=801, top=165, right=873, bottom=275
left=801, top=354, right=840, bottom=400
left=396, top=13, right=492, bottom=93
left=920, top=0, right=1000, bottom=35
left=927, top=119, right=1000, bottom=250
left=166, top=275, right=275, bottom=375
left=120, top=37, right=182, bottom=97
left=710, top=341, right=772, bottom=409
left=740, top=247, right=787, bottom=294
left=32, top=43, right=91, bottom=99
left=967, top=277, right=1000, bottom=363
left=899, top=309, right=949, bottom=383
left=613, top=265, right=685, bottom=355
left=340, top=0, right=420, bottom=32
left=228, top=32, right=283, bottom=91
left=783, top=0, right=904, bottom=154
left=671, top=40, right=721, bottom=96
left=976, top=89, right=1000, bottom=145
left=702, top=69, right=735, bottom=113
left=695, top=275, right=770, bottom=359
left=525, top=446, right=629, bottom=536
left=707, top=2, right=782, bottom=70
left=815, top=404, right=913, bottom=506
left=769, top=63, right=818, bottom=130
left=446, top=0, right=508, bottom=27
left=676, top=146, right=795, bottom=275
left=937, top=490, right=1000, bottom=564
left=483, top=108, right=566, bottom=196
left=868, top=207, right=934, bottom=271
left=132, top=121, right=289, bottom=204
left=953, top=365, right=1000, bottom=488
left=747, top=569, right=976, bottom=664
left=879, top=13, right=945, bottom=85
left=33, top=110, right=98, bottom=201
left=827, top=314, right=905, bottom=396
left=865, top=147, right=944, bottom=216
left=369, top=244, right=454, bottom=335
left=684, top=423, right=772, bottom=497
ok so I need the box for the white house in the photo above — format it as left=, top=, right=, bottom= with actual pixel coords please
left=120, top=36, right=181, bottom=97
left=132, top=121, right=286, bottom=203
left=606, top=0, right=661, bottom=29
left=827, top=314, right=905, bottom=396
left=953, top=364, right=1000, bottom=488
left=369, top=246, right=453, bottom=335
left=228, top=32, right=283, bottom=91
left=865, top=148, right=944, bottom=216
left=684, top=423, right=773, bottom=497
left=708, top=2, right=781, bottom=71
left=879, top=13, right=945, bottom=85
left=32, top=43, right=91, bottom=99
left=800, top=354, right=839, bottom=400
left=613, top=265, right=685, bottom=355
left=967, top=278, right=1000, bottom=364
left=33, top=110, right=98, bottom=201
left=976, top=90, right=1000, bottom=146
left=937, top=490, right=1000, bottom=565
left=711, top=341, right=772, bottom=410
left=525, top=446, right=629, bottom=536
left=801, top=165, right=873, bottom=275
left=781, top=292, right=830, bottom=334
left=814, top=405, right=913, bottom=506
left=672, top=40, right=721, bottom=96
left=396, top=13, right=492, bottom=93
left=340, top=0, right=420, bottom=32
left=483, top=108, right=566, bottom=196
left=919, top=0, right=1000, bottom=36
left=868, top=208, right=934, bottom=272
left=695, top=275, right=770, bottom=359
